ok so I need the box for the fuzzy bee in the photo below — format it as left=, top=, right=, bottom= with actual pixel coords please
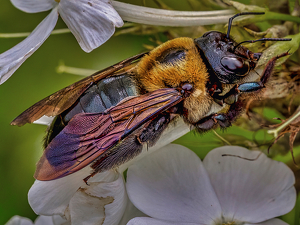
left=11, top=12, right=290, bottom=182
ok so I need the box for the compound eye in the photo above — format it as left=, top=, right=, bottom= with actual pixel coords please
left=221, top=56, right=250, bottom=76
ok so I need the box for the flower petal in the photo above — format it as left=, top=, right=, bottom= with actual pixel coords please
left=126, top=144, right=222, bottom=224
left=203, top=146, right=296, bottom=223
left=58, top=0, right=123, bottom=53
left=28, top=165, right=116, bottom=216
left=10, top=0, right=56, bottom=13
left=33, top=115, right=54, bottom=126
left=119, top=198, right=147, bottom=225
left=245, top=218, right=288, bottom=225
left=5, top=216, right=33, bottom=225
left=112, top=1, right=233, bottom=26
left=68, top=173, right=127, bottom=225
left=0, top=8, right=58, bottom=85
left=34, top=216, right=56, bottom=225
left=51, top=215, right=69, bottom=225
left=28, top=166, right=91, bottom=215
left=127, top=217, right=199, bottom=225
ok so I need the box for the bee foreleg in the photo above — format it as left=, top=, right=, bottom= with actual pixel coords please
left=194, top=100, right=244, bottom=132
left=83, top=171, right=98, bottom=185
left=213, top=52, right=289, bottom=106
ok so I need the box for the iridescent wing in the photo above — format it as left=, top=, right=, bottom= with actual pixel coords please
left=11, top=53, right=146, bottom=126
left=34, top=88, right=184, bottom=180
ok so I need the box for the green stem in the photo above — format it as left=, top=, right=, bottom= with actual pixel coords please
left=213, top=130, right=231, bottom=145
left=268, top=110, right=300, bottom=138
left=265, top=11, right=300, bottom=24
left=0, top=28, right=70, bottom=38
left=56, top=61, right=97, bottom=76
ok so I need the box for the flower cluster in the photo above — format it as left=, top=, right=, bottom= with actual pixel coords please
left=6, top=144, right=296, bottom=225
left=0, top=0, right=123, bottom=84
left=0, top=0, right=234, bottom=84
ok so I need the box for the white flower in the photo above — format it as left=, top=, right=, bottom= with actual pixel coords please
left=28, top=167, right=129, bottom=225
left=5, top=215, right=67, bottom=225
left=27, top=166, right=146, bottom=225
left=126, top=144, right=296, bottom=225
left=0, top=0, right=123, bottom=84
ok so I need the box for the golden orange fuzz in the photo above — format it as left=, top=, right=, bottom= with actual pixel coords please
left=136, top=37, right=212, bottom=123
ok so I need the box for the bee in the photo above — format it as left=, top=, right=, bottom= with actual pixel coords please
left=11, top=12, right=290, bottom=183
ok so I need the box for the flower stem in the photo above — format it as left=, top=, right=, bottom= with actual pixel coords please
left=213, top=130, right=231, bottom=145
left=268, top=110, right=300, bottom=138
left=265, top=11, right=300, bottom=24
left=0, top=28, right=70, bottom=38
left=112, top=1, right=235, bottom=26
left=56, top=61, right=97, bottom=76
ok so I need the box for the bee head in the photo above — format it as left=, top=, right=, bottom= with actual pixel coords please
left=194, top=31, right=259, bottom=84
left=194, top=12, right=271, bottom=84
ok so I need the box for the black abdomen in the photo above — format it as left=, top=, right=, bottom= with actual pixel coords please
left=44, top=75, right=138, bottom=146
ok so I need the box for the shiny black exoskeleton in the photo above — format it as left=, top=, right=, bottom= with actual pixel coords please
left=45, top=75, right=139, bottom=146
left=195, top=31, right=260, bottom=84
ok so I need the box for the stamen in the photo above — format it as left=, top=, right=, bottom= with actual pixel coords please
left=55, top=0, right=60, bottom=3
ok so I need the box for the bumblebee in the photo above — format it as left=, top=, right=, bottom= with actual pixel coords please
left=11, top=12, right=290, bottom=182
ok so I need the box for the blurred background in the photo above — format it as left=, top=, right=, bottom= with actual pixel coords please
left=0, top=0, right=299, bottom=224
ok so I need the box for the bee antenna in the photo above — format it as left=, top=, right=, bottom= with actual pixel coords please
left=233, top=38, right=292, bottom=51
left=226, top=12, right=265, bottom=39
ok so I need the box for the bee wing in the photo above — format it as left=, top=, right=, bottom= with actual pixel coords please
left=34, top=88, right=183, bottom=180
left=11, top=53, right=146, bottom=126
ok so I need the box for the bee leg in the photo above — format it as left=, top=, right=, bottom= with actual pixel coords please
left=83, top=171, right=98, bottom=185
left=195, top=100, right=244, bottom=131
left=213, top=52, right=289, bottom=106
left=227, top=52, right=289, bottom=97
left=91, top=114, right=172, bottom=173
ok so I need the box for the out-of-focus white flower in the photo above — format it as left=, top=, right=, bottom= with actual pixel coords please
left=5, top=215, right=67, bottom=225
left=126, top=144, right=296, bottom=225
left=0, top=0, right=124, bottom=84
left=28, top=167, right=128, bottom=224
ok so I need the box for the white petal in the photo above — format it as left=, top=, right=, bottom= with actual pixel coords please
left=119, top=198, right=147, bottom=225
left=58, top=0, right=123, bottom=52
left=28, top=166, right=91, bottom=215
left=34, top=216, right=55, bottom=225
left=112, top=1, right=233, bottom=26
left=68, top=173, right=127, bottom=225
left=33, top=116, right=54, bottom=126
left=10, top=0, right=56, bottom=13
left=5, top=216, right=33, bottom=225
left=51, top=215, right=70, bottom=225
left=127, top=217, right=199, bottom=225
left=28, top=165, right=117, bottom=216
left=245, top=218, right=288, bottom=225
left=203, top=146, right=296, bottom=223
left=126, top=144, right=222, bottom=224
left=0, top=8, right=58, bottom=85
